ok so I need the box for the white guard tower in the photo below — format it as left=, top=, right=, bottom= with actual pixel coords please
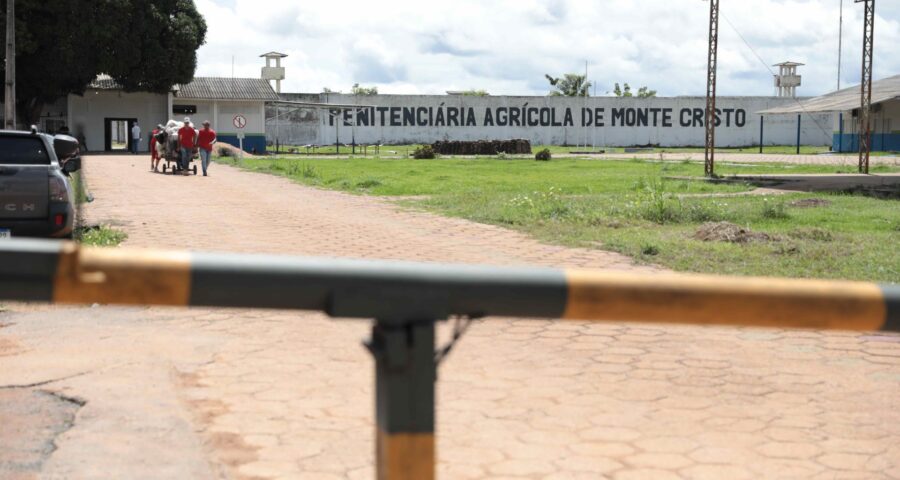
left=773, top=61, right=803, bottom=97
left=261, top=51, right=288, bottom=93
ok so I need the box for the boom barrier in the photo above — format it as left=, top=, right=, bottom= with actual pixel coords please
left=2, top=239, right=899, bottom=479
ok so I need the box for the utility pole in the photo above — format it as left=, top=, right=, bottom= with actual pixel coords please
left=855, top=0, right=874, bottom=174
left=4, top=0, right=15, bottom=130
left=837, top=0, right=843, bottom=91
left=704, top=0, right=720, bottom=177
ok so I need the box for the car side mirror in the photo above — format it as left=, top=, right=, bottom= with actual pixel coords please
left=62, top=156, right=81, bottom=174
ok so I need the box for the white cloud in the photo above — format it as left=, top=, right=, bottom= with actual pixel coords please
left=194, top=0, right=900, bottom=97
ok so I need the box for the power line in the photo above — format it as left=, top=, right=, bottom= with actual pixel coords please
left=720, top=12, right=833, bottom=142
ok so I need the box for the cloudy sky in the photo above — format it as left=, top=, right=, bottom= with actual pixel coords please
left=194, top=0, right=900, bottom=97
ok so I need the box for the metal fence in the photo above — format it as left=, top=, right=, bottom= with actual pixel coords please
left=2, top=239, right=898, bottom=479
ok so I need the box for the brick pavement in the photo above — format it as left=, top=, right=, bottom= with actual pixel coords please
left=1, top=154, right=899, bottom=479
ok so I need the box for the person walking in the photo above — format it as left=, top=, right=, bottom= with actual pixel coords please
left=150, top=124, right=163, bottom=172
left=177, top=118, right=197, bottom=176
left=197, top=120, right=217, bottom=176
left=130, top=120, right=141, bottom=154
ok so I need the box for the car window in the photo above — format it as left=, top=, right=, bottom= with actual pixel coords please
left=0, top=136, right=51, bottom=165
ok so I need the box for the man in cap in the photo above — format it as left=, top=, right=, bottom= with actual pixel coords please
left=197, top=120, right=217, bottom=176
left=177, top=117, right=197, bottom=176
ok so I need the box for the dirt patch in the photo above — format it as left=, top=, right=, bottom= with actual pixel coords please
left=0, top=337, right=23, bottom=357
left=215, top=143, right=259, bottom=159
left=789, top=198, right=832, bottom=208
left=174, top=370, right=261, bottom=480
left=693, top=222, right=772, bottom=243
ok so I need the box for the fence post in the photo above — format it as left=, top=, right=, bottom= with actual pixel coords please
left=838, top=112, right=844, bottom=153
left=759, top=115, right=764, bottom=154
left=796, top=114, right=801, bottom=155
left=369, top=320, right=436, bottom=480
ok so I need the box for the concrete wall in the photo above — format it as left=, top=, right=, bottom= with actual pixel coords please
left=67, top=90, right=168, bottom=153
left=267, top=94, right=833, bottom=148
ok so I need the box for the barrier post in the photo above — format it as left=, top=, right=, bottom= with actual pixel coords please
left=369, top=320, right=436, bottom=480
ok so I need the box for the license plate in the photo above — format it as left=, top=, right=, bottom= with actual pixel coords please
left=0, top=229, right=10, bottom=239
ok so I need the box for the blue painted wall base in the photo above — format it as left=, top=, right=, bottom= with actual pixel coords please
left=833, top=133, right=900, bottom=153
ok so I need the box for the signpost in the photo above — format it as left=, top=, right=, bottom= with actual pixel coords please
left=233, top=114, right=246, bottom=162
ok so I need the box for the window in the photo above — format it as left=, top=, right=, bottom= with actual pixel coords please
left=0, top=136, right=51, bottom=165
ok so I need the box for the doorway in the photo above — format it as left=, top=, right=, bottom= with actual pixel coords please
left=104, top=118, right=137, bottom=152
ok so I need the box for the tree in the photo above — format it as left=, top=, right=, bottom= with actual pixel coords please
left=545, top=73, right=591, bottom=97
left=613, top=83, right=656, bottom=98
left=0, top=0, right=206, bottom=125
left=351, top=83, right=378, bottom=95
left=460, top=89, right=488, bottom=96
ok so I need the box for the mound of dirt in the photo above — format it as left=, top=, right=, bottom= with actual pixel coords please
left=215, top=143, right=259, bottom=158
left=789, top=198, right=832, bottom=208
left=693, top=222, right=772, bottom=243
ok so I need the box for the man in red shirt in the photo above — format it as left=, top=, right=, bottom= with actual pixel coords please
left=197, top=120, right=217, bottom=177
left=177, top=118, right=197, bottom=176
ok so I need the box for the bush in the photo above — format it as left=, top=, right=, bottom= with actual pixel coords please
left=412, top=145, right=436, bottom=159
left=760, top=198, right=790, bottom=219
left=535, top=148, right=552, bottom=161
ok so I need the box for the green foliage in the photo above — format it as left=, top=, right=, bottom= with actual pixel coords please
left=545, top=73, right=591, bottom=97
left=1, top=1, right=207, bottom=124
left=641, top=243, right=660, bottom=256
left=412, top=145, right=436, bottom=159
left=535, top=148, right=552, bottom=161
left=351, top=83, right=378, bottom=95
left=460, top=89, right=489, bottom=96
left=760, top=198, right=790, bottom=219
left=613, top=83, right=657, bottom=98
left=76, top=226, right=127, bottom=247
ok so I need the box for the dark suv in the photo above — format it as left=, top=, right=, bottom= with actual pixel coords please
left=0, top=129, right=81, bottom=239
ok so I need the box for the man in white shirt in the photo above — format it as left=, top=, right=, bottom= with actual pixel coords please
left=131, top=121, right=141, bottom=154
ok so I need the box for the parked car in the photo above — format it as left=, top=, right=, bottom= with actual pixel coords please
left=0, top=128, right=81, bottom=239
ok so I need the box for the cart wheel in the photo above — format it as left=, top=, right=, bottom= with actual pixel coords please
left=193, top=165, right=197, bottom=175
left=162, top=164, right=167, bottom=173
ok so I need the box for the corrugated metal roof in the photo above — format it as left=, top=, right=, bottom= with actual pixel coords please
left=88, top=74, right=122, bottom=90
left=87, top=75, right=279, bottom=101
left=759, top=74, right=900, bottom=114
left=176, top=77, right=279, bottom=101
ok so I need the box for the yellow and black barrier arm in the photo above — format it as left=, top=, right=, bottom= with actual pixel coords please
left=1, top=238, right=898, bottom=480
left=3, top=239, right=896, bottom=331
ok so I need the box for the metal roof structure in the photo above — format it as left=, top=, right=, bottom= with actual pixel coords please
left=176, top=77, right=279, bottom=101
left=87, top=75, right=279, bottom=101
left=88, top=74, right=122, bottom=90
left=759, top=74, right=900, bottom=114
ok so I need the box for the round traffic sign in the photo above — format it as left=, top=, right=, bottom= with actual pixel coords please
left=233, top=114, right=247, bottom=129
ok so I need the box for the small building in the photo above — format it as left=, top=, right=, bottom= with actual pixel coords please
left=759, top=74, right=900, bottom=152
left=65, top=75, right=278, bottom=154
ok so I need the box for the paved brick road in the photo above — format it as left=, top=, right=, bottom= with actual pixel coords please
left=1, top=154, right=899, bottom=479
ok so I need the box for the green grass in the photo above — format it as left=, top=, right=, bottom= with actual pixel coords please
left=76, top=226, right=127, bottom=247
left=216, top=155, right=900, bottom=282
left=69, top=171, right=90, bottom=205
left=266, top=143, right=900, bottom=158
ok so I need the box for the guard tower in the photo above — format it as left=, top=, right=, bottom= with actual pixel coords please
left=261, top=51, right=288, bottom=93
left=773, top=61, right=803, bottom=97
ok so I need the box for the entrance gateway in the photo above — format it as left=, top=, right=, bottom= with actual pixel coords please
left=103, top=118, right=138, bottom=152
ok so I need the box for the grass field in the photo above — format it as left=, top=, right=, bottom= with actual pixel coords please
left=217, top=155, right=900, bottom=282
left=267, top=143, right=899, bottom=157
